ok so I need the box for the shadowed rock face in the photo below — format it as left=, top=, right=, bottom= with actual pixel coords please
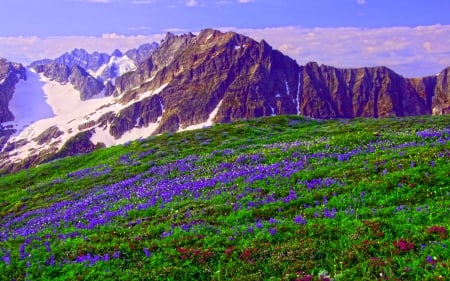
left=0, top=59, right=26, bottom=123
left=299, top=63, right=435, bottom=118
left=433, top=67, right=450, bottom=115
left=69, top=65, right=105, bottom=100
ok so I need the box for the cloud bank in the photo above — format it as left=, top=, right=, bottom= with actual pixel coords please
left=234, top=25, right=450, bottom=77
left=1, top=25, right=450, bottom=77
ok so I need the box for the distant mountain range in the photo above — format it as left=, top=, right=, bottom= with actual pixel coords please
left=0, top=28, right=449, bottom=173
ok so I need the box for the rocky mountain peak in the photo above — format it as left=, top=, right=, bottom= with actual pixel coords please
left=111, top=49, right=123, bottom=58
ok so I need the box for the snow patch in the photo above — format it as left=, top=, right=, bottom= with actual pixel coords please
left=296, top=71, right=302, bottom=115
left=285, top=80, right=290, bottom=95
left=159, top=97, right=165, bottom=113
left=2, top=69, right=54, bottom=136
left=88, top=63, right=107, bottom=78
left=179, top=99, right=223, bottom=132
left=270, top=106, right=276, bottom=116
left=138, top=83, right=168, bottom=102
left=109, top=55, right=136, bottom=77
left=90, top=122, right=160, bottom=148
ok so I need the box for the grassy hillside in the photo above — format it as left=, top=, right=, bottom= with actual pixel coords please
left=0, top=115, right=449, bottom=280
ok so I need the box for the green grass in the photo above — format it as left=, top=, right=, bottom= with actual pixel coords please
left=0, top=115, right=449, bottom=280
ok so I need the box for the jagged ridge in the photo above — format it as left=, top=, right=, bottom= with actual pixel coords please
left=0, top=29, right=449, bottom=173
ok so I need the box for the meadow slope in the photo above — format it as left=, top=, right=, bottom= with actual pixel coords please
left=0, top=115, right=449, bottom=280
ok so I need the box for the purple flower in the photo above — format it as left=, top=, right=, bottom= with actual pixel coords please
left=2, top=253, right=10, bottom=265
left=268, top=218, right=279, bottom=224
left=426, top=256, right=436, bottom=267
left=161, top=230, right=173, bottom=238
left=293, top=214, right=307, bottom=225
left=323, top=208, right=337, bottom=219
left=113, top=251, right=120, bottom=259
left=269, top=228, right=277, bottom=236
left=44, top=241, right=51, bottom=252
left=255, top=220, right=263, bottom=229
left=144, top=248, right=151, bottom=257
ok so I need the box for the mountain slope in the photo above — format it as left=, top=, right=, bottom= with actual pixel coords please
left=0, top=29, right=450, bottom=173
left=0, top=115, right=449, bottom=280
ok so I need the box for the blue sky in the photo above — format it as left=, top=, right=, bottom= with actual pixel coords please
left=1, top=0, right=450, bottom=77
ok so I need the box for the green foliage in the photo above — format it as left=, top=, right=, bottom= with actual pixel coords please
left=0, top=115, right=449, bottom=280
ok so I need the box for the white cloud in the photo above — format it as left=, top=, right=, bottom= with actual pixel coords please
left=0, top=34, right=165, bottom=64
left=223, top=25, right=450, bottom=77
left=186, top=0, right=199, bottom=7
left=238, top=0, right=255, bottom=3
left=87, top=0, right=113, bottom=3
left=131, top=0, right=154, bottom=4
left=357, top=0, right=366, bottom=4
left=1, top=25, right=450, bottom=78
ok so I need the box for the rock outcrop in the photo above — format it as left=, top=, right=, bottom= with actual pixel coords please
left=69, top=65, right=105, bottom=100
left=0, top=58, right=26, bottom=123
left=433, top=67, right=450, bottom=115
left=125, top=42, right=159, bottom=66
left=31, top=48, right=110, bottom=72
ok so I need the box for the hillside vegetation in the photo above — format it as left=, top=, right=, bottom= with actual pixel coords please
left=0, top=115, right=449, bottom=280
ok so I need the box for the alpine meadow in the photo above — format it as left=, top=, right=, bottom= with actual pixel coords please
left=1, top=115, right=449, bottom=280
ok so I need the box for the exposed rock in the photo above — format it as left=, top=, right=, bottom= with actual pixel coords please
left=33, top=125, right=64, bottom=145
left=109, top=95, right=163, bottom=139
left=69, top=65, right=105, bottom=100
left=299, top=63, right=433, bottom=118
left=433, top=67, right=450, bottom=115
left=41, top=62, right=71, bottom=84
left=125, top=42, right=159, bottom=65
left=1, top=138, right=28, bottom=153
left=52, top=130, right=96, bottom=158
left=31, top=48, right=111, bottom=72
left=0, top=58, right=26, bottom=123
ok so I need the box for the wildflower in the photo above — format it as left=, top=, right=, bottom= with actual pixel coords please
left=268, top=218, right=278, bottom=224
left=2, top=253, right=10, bottom=265
left=393, top=238, right=415, bottom=252
left=143, top=248, right=151, bottom=258
left=112, top=251, right=120, bottom=259
left=293, top=214, right=307, bottom=225
left=255, top=220, right=263, bottom=229
left=269, top=228, right=277, bottom=236
left=426, top=256, right=437, bottom=268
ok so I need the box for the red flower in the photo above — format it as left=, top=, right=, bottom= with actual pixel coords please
left=393, top=238, right=415, bottom=252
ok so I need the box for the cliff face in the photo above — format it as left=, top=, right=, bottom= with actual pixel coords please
left=0, top=59, right=26, bottom=123
left=433, top=67, right=450, bottom=115
left=299, top=63, right=435, bottom=118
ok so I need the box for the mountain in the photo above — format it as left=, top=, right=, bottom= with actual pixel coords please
left=0, top=28, right=449, bottom=173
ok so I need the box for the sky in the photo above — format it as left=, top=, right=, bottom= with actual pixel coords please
left=1, top=0, right=450, bottom=77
